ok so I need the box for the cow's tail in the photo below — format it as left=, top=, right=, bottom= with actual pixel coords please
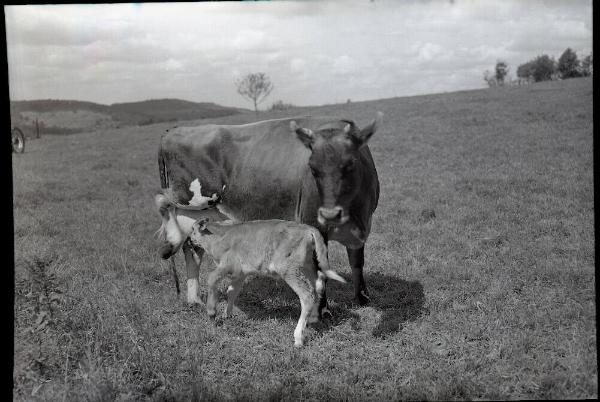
left=158, top=146, right=169, bottom=189
left=310, top=229, right=346, bottom=284
left=153, top=192, right=170, bottom=240
left=154, top=192, right=185, bottom=258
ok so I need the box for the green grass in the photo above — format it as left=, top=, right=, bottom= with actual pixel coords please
left=13, top=77, right=595, bottom=400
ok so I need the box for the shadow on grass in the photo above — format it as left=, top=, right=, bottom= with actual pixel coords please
left=235, top=271, right=426, bottom=338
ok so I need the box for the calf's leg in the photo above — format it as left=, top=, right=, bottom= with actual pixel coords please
left=206, top=264, right=227, bottom=319
left=285, top=270, right=317, bottom=347
left=347, top=246, right=370, bottom=305
left=293, top=296, right=314, bottom=347
left=224, top=276, right=244, bottom=318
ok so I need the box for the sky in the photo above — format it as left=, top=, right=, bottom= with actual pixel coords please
left=4, top=0, right=593, bottom=109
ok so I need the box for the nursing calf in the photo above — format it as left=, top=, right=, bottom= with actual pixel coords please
left=189, top=218, right=346, bottom=347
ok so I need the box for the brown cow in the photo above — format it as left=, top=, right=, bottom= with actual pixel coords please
left=156, top=113, right=382, bottom=316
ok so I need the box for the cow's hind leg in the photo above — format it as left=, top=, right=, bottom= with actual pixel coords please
left=183, top=239, right=204, bottom=305
left=347, top=246, right=370, bottom=305
left=309, top=270, right=327, bottom=324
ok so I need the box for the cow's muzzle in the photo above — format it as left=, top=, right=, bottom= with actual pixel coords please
left=318, top=206, right=346, bottom=225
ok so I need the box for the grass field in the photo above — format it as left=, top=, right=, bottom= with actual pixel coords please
left=12, top=77, right=595, bottom=400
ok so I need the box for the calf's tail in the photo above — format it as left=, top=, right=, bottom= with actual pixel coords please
left=310, top=229, right=346, bottom=283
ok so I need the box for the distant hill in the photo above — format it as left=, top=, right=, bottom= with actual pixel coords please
left=10, top=98, right=247, bottom=135
left=109, top=99, right=246, bottom=125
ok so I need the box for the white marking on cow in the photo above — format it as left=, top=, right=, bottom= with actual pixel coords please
left=165, top=208, right=183, bottom=246
left=188, top=178, right=218, bottom=207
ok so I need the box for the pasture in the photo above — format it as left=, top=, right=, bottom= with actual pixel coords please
left=12, top=77, right=595, bottom=400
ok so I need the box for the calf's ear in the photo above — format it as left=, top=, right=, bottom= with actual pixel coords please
left=291, top=121, right=314, bottom=149
left=191, top=220, right=201, bottom=234
left=192, top=218, right=209, bottom=232
left=350, top=111, right=383, bottom=146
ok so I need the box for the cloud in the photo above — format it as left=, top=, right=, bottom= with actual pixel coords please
left=5, top=1, right=593, bottom=107
left=331, top=55, right=357, bottom=76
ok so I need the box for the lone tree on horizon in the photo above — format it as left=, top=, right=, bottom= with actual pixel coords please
left=495, top=60, right=509, bottom=85
left=235, top=72, right=274, bottom=115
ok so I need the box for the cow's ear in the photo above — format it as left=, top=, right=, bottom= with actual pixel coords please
left=291, top=121, right=314, bottom=149
left=351, top=111, right=383, bottom=146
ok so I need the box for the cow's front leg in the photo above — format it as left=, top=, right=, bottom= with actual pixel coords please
left=347, top=246, right=370, bottom=305
left=316, top=233, right=332, bottom=319
left=183, top=239, right=204, bottom=305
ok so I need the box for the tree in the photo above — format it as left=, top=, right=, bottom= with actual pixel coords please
left=270, top=100, right=294, bottom=111
left=581, top=52, right=593, bottom=77
left=495, top=61, right=509, bottom=85
left=235, top=72, right=274, bottom=115
left=557, top=48, right=581, bottom=79
left=516, top=61, right=535, bottom=81
left=517, top=54, right=556, bottom=82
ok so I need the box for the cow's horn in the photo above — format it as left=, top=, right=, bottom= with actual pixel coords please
left=291, top=121, right=313, bottom=137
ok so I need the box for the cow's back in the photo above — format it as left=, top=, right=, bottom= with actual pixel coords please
left=159, top=118, right=327, bottom=222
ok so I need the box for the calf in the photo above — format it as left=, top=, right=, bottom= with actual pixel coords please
left=189, top=218, right=346, bottom=347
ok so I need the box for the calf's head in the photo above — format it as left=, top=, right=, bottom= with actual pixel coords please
left=291, top=112, right=383, bottom=226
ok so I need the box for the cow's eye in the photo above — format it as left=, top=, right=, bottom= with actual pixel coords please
left=310, top=167, right=320, bottom=177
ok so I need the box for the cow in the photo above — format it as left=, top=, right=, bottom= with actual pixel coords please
left=156, top=112, right=382, bottom=316
left=188, top=217, right=346, bottom=347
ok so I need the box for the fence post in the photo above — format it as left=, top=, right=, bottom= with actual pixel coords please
left=35, top=118, right=40, bottom=138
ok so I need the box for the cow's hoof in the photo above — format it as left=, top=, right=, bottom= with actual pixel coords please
left=355, top=291, right=371, bottom=306
left=294, top=341, right=304, bottom=348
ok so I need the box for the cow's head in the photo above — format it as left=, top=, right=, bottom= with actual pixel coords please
left=291, top=111, right=383, bottom=226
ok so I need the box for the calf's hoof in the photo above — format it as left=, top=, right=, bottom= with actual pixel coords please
left=294, top=340, right=304, bottom=348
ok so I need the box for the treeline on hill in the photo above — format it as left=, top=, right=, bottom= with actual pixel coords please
left=484, top=47, right=593, bottom=87
left=10, top=98, right=246, bottom=136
